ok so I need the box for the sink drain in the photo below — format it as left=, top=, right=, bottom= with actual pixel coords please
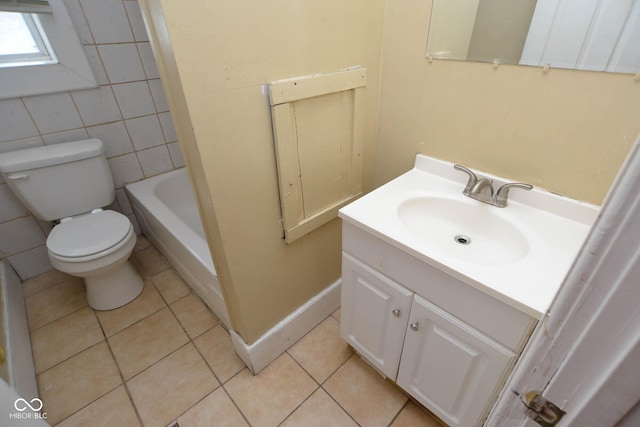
left=454, top=235, right=471, bottom=245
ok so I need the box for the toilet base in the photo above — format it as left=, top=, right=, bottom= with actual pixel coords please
left=85, top=260, right=144, bottom=310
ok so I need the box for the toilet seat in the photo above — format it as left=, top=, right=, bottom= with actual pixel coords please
left=47, top=210, right=132, bottom=259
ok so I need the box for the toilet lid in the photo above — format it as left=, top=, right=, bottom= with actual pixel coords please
left=47, top=210, right=132, bottom=258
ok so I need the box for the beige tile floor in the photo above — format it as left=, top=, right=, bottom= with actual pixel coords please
left=23, top=236, right=445, bottom=427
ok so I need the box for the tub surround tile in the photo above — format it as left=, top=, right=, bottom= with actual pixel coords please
left=0, top=136, right=44, bottom=154
left=96, top=281, right=165, bottom=337
left=0, top=99, right=38, bottom=143
left=134, top=245, right=169, bottom=276
left=281, top=388, right=358, bottom=427
left=37, top=342, right=122, bottom=425
left=41, top=128, right=90, bottom=145
left=178, top=387, right=248, bottom=427
left=167, top=142, right=185, bottom=168
left=124, top=1, right=149, bottom=42
left=112, top=81, right=156, bottom=119
left=7, top=245, right=53, bottom=280
left=87, top=121, right=135, bottom=158
left=80, top=0, right=134, bottom=44
left=0, top=216, right=46, bottom=255
left=31, top=306, right=104, bottom=373
left=288, top=316, right=352, bottom=383
left=71, top=86, right=123, bottom=127
left=224, top=353, right=317, bottom=427
left=99, top=44, right=146, bottom=85
left=158, top=111, right=177, bottom=142
left=171, top=294, right=218, bottom=339
left=148, top=79, right=169, bottom=112
left=125, top=114, right=165, bottom=151
left=391, top=401, right=446, bottom=427
left=127, top=343, right=219, bottom=427
left=136, top=42, right=160, bottom=80
left=324, top=355, right=408, bottom=427
left=82, top=45, right=109, bottom=85
left=25, top=276, right=87, bottom=330
left=109, top=307, right=189, bottom=379
left=194, top=325, right=245, bottom=384
left=151, top=268, right=190, bottom=304
left=137, top=144, right=174, bottom=178
left=0, top=184, right=29, bottom=222
left=107, top=153, right=144, bottom=188
left=23, top=92, right=84, bottom=135
left=56, top=385, right=140, bottom=427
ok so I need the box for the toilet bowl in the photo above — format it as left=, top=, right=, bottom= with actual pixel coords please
left=47, top=210, right=143, bottom=310
left=0, top=139, right=145, bottom=311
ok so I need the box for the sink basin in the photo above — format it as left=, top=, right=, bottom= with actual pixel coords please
left=339, top=154, right=599, bottom=317
left=397, top=196, right=529, bottom=265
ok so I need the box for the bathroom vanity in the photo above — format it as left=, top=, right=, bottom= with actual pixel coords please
left=338, top=155, right=598, bottom=426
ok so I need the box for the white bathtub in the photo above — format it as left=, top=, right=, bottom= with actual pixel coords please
left=126, top=169, right=230, bottom=329
left=0, top=262, right=38, bottom=401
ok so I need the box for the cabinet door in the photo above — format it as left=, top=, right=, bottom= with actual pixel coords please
left=397, top=295, right=516, bottom=427
left=341, top=253, right=413, bottom=379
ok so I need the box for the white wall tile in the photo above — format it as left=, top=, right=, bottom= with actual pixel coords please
left=80, top=0, right=134, bottom=44
left=124, top=1, right=149, bottom=42
left=167, top=142, right=185, bottom=168
left=108, top=153, right=143, bottom=188
left=83, top=46, right=109, bottom=85
left=112, top=81, right=155, bottom=119
left=23, top=92, right=84, bottom=134
left=137, top=145, right=173, bottom=177
left=63, top=0, right=94, bottom=44
left=72, top=86, right=122, bottom=126
left=125, top=114, right=164, bottom=150
left=42, top=128, right=90, bottom=145
left=136, top=43, right=160, bottom=79
left=0, top=99, right=38, bottom=142
left=115, top=188, right=133, bottom=215
left=98, top=44, right=146, bottom=84
left=87, top=121, right=134, bottom=157
left=158, top=111, right=178, bottom=142
left=0, top=137, right=44, bottom=154
left=148, top=79, right=169, bottom=112
left=0, top=184, right=29, bottom=223
left=0, top=216, right=46, bottom=255
left=8, top=246, right=53, bottom=280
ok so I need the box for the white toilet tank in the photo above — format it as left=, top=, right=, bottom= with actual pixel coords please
left=0, top=139, right=115, bottom=221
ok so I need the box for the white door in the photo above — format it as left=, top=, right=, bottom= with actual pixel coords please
left=397, top=295, right=515, bottom=427
left=340, top=253, right=413, bottom=379
left=486, top=137, right=640, bottom=426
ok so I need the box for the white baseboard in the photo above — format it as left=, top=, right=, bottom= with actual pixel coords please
left=230, top=279, right=341, bottom=374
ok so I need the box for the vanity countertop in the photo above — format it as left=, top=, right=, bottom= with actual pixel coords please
left=339, top=155, right=599, bottom=319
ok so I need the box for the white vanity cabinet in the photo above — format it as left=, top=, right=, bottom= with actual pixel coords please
left=340, top=223, right=537, bottom=427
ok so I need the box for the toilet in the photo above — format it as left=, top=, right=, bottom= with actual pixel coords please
left=0, top=139, right=143, bottom=310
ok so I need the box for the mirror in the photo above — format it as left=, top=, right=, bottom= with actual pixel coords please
left=426, top=0, right=640, bottom=74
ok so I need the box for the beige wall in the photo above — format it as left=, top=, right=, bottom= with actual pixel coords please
left=379, top=0, right=640, bottom=205
left=140, top=0, right=386, bottom=343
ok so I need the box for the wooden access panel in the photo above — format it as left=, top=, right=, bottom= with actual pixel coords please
left=269, top=68, right=366, bottom=243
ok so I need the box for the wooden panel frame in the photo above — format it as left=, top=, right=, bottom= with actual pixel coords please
left=269, top=68, right=366, bottom=243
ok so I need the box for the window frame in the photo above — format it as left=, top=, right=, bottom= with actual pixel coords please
left=0, top=0, right=97, bottom=100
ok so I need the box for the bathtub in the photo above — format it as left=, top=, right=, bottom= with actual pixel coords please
left=126, top=169, right=231, bottom=329
left=0, top=262, right=38, bottom=401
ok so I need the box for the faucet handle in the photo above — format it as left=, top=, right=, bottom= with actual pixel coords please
left=453, top=164, right=478, bottom=193
left=494, top=182, right=533, bottom=207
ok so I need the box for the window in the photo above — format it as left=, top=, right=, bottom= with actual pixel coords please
left=0, top=12, right=57, bottom=67
left=0, top=0, right=97, bottom=99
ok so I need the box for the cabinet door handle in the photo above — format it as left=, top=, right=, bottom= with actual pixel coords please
left=392, top=309, right=401, bottom=318
left=410, top=322, right=419, bottom=331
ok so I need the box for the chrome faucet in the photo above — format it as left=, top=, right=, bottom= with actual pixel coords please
left=453, top=164, right=532, bottom=208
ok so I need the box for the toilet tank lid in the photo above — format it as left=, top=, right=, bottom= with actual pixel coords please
left=0, top=139, right=104, bottom=173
